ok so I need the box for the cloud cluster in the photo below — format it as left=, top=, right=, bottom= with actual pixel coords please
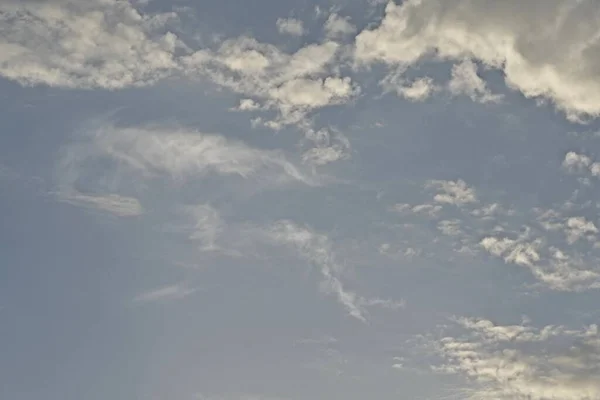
left=183, top=37, right=358, bottom=129
left=563, top=151, right=600, bottom=177
left=389, top=175, right=600, bottom=292
left=433, top=317, right=600, bottom=400
left=57, top=191, right=143, bottom=217
left=355, top=0, right=600, bottom=120
left=0, top=0, right=181, bottom=89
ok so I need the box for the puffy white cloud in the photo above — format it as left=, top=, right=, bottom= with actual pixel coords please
left=183, top=37, right=358, bottom=129
left=563, top=151, right=600, bottom=178
left=276, top=17, right=305, bottom=36
left=57, top=191, right=143, bottom=217
left=355, top=0, right=600, bottom=120
left=0, top=0, right=181, bottom=89
left=565, top=216, right=598, bottom=244
left=427, top=179, right=477, bottom=206
left=433, top=318, right=600, bottom=400
left=563, top=151, right=592, bottom=171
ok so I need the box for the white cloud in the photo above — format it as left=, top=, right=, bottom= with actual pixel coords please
left=391, top=203, right=442, bottom=217
left=302, top=128, right=351, bottom=166
left=134, top=283, right=196, bottom=304
left=355, top=0, right=600, bottom=120
left=448, top=59, right=502, bottom=103
left=438, top=219, right=462, bottom=236
left=565, top=216, right=598, bottom=244
left=58, top=124, right=318, bottom=189
left=563, top=151, right=600, bottom=178
left=427, top=179, right=477, bottom=206
left=183, top=37, right=359, bottom=129
left=324, top=13, right=356, bottom=39
left=266, top=221, right=367, bottom=321
left=276, top=18, right=305, bottom=36
left=381, top=67, right=438, bottom=101
left=433, top=318, right=600, bottom=400
left=563, top=151, right=592, bottom=171
left=0, top=0, right=181, bottom=89
left=183, top=204, right=223, bottom=252
left=480, top=235, right=600, bottom=291
left=57, top=191, right=143, bottom=217
left=266, top=221, right=403, bottom=321
left=398, top=77, right=437, bottom=101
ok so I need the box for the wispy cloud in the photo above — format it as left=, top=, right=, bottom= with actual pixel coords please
left=133, top=283, right=196, bottom=304
left=57, top=123, right=319, bottom=194
left=57, top=191, right=143, bottom=217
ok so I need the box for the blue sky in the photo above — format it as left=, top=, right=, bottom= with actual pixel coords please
left=2, top=1, right=600, bottom=399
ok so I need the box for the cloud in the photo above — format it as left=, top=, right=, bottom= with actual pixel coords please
left=265, top=221, right=404, bottom=321
left=427, top=180, right=477, bottom=206
left=266, top=221, right=367, bottom=321
left=323, top=13, right=356, bottom=39
left=565, top=217, right=598, bottom=244
left=0, top=0, right=181, bottom=89
left=563, top=151, right=600, bottom=177
left=133, top=283, right=196, bottom=304
left=58, top=123, right=318, bottom=190
left=276, top=18, right=305, bottom=36
left=182, top=37, right=359, bottom=129
left=380, top=68, right=438, bottom=101
left=301, top=128, right=351, bottom=166
left=182, top=204, right=223, bottom=252
left=448, top=60, right=502, bottom=103
left=355, top=0, right=600, bottom=120
left=480, top=235, right=600, bottom=291
left=432, top=317, right=600, bottom=400
left=57, top=191, right=143, bottom=217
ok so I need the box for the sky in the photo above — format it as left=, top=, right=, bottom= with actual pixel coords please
left=2, top=0, right=600, bottom=399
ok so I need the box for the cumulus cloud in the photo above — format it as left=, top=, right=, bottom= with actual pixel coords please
left=565, top=216, right=598, bottom=244
left=182, top=37, right=359, bottom=129
left=563, top=151, right=600, bottom=177
left=355, top=0, right=600, bottom=120
left=0, top=0, right=357, bottom=131
left=57, top=191, right=143, bottom=217
left=427, top=179, right=477, bottom=206
left=0, top=0, right=181, bottom=89
left=276, top=18, right=305, bottom=36
left=433, top=317, right=600, bottom=400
